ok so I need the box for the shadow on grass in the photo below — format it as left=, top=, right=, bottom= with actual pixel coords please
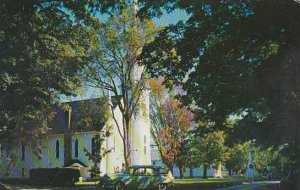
left=2, top=176, right=273, bottom=190
left=171, top=176, right=267, bottom=190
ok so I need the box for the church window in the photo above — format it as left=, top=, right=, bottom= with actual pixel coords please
left=144, top=146, right=146, bottom=155
left=144, top=135, right=146, bottom=144
left=21, top=144, right=25, bottom=161
left=91, top=137, right=96, bottom=156
left=56, top=140, right=60, bottom=159
left=37, top=141, right=42, bottom=160
left=75, top=139, right=78, bottom=158
left=21, top=168, right=25, bottom=176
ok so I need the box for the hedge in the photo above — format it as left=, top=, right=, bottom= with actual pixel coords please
left=29, top=167, right=80, bottom=186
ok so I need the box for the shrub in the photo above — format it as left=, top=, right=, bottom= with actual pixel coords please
left=29, top=167, right=80, bottom=186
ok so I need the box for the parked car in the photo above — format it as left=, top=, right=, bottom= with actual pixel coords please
left=101, top=165, right=174, bottom=190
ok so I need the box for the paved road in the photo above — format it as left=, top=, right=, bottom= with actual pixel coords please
left=216, top=181, right=281, bottom=190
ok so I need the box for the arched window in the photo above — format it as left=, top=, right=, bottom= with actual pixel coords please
left=91, top=137, right=96, bottom=156
left=21, top=144, right=25, bottom=161
left=56, top=140, right=60, bottom=159
left=75, top=139, right=78, bottom=158
left=21, top=168, right=25, bottom=176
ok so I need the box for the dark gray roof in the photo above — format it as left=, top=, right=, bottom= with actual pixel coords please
left=48, top=98, right=109, bottom=134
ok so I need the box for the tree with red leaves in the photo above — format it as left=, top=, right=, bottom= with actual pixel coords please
left=149, top=79, right=194, bottom=176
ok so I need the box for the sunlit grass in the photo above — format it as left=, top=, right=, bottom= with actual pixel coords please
left=75, top=181, right=99, bottom=186
left=172, top=176, right=269, bottom=190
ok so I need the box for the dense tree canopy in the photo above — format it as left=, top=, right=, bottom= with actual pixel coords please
left=225, top=142, right=250, bottom=175
left=139, top=0, right=300, bottom=144
left=129, top=0, right=300, bottom=187
left=69, top=98, right=110, bottom=132
left=0, top=0, right=100, bottom=143
left=190, top=130, right=228, bottom=178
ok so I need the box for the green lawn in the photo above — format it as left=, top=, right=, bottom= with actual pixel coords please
left=172, top=177, right=249, bottom=190
left=172, top=177, right=279, bottom=190
left=4, top=176, right=278, bottom=189
left=76, top=176, right=271, bottom=190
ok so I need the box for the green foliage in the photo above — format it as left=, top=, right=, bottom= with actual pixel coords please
left=84, top=132, right=111, bottom=179
left=190, top=131, right=228, bottom=178
left=225, top=142, right=282, bottom=175
left=254, top=146, right=279, bottom=173
left=225, top=142, right=250, bottom=175
left=0, top=1, right=100, bottom=143
left=138, top=0, right=300, bottom=146
left=196, top=131, right=228, bottom=166
left=70, top=98, right=110, bottom=132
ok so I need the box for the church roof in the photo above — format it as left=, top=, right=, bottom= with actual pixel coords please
left=48, top=98, right=110, bottom=134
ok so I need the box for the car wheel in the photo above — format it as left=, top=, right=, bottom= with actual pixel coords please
left=158, top=183, right=167, bottom=190
left=115, top=182, right=125, bottom=190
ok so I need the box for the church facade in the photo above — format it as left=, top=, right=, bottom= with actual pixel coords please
left=0, top=93, right=151, bottom=179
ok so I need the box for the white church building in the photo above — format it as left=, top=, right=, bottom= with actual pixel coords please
left=0, top=91, right=224, bottom=180
left=0, top=92, right=152, bottom=179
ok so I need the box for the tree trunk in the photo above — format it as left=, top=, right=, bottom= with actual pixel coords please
left=64, top=131, right=72, bottom=166
left=111, top=105, right=130, bottom=168
left=228, top=168, right=232, bottom=176
left=123, top=116, right=130, bottom=167
left=190, top=166, right=194, bottom=178
left=203, top=165, right=208, bottom=179
left=179, top=166, right=185, bottom=179
left=64, top=108, right=72, bottom=166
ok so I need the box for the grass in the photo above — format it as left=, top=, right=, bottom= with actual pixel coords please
left=75, top=176, right=271, bottom=190
left=3, top=176, right=277, bottom=190
left=172, top=177, right=246, bottom=190
left=172, top=177, right=279, bottom=190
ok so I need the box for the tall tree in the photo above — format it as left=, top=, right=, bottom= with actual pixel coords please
left=140, top=0, right=300, bottom=139
left=0, top=0, right=102, bottom=187
left=149, top=79, right=194, bottom=175
left=83, top=4, right=156, bottom=166
left=0, top=0, right=100, bottom=144
left=190, top=131, right=228, bottom=178
left=225, top=142, right=250, bottom=176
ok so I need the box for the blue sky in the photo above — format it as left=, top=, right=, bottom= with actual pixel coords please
left=153, top=9, right=189, bottom=26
